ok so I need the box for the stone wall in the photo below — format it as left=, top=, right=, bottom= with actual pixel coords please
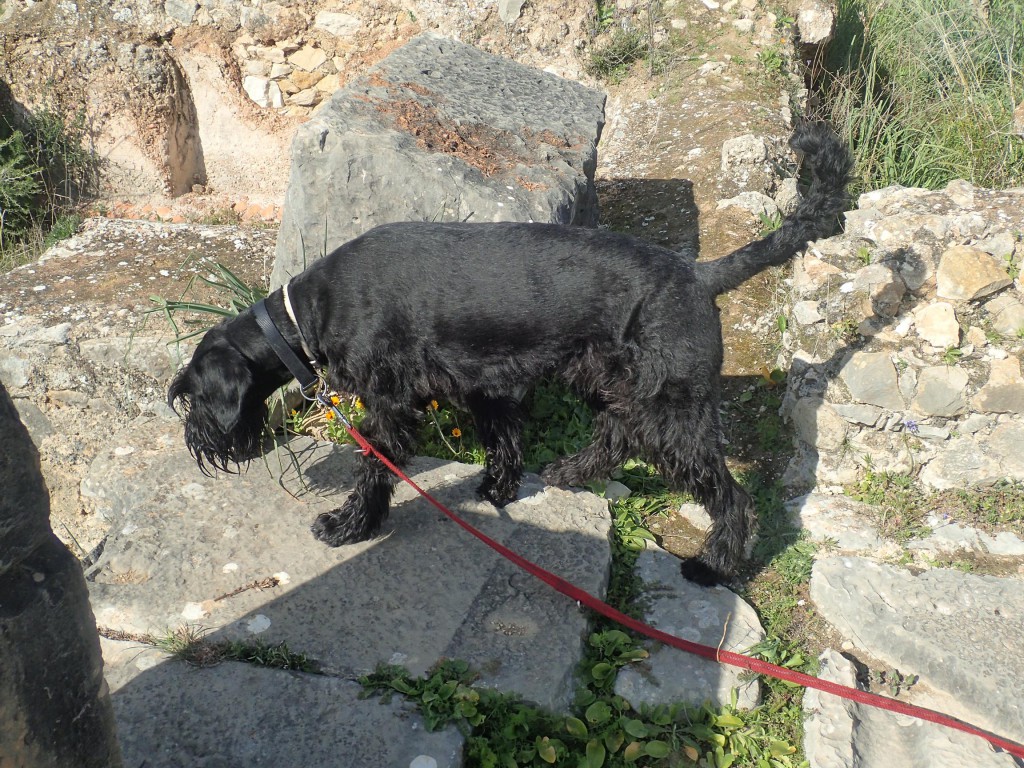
left=781, top=180, right=1024, bottom=492
left=0, top=0, right=608, bottom=204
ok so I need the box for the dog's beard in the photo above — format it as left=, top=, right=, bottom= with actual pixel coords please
left=180, top=399, right=267, bottom=475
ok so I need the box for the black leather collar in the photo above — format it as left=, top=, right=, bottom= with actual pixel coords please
left=252, top=298, right=320, bottom=392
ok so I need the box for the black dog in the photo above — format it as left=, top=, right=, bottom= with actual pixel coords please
left=169, top=123, right=850, bottom=585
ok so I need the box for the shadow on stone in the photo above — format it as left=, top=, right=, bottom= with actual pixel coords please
left=0, top=382, right=122, bottom=767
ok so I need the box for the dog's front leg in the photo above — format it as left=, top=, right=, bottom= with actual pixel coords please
left=467, top=393, right=524, bottom=506
left=311, top=402, right=418, bottom=546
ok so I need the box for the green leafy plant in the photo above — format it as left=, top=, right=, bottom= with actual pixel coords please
left=758, top=46, right=786, bottom=77
left=758, top=210, right=784, bottom=235
left=940, top=480, right=1024, bottom=534
left=830, top=318, right=859, bottom=341
left=0, top=130, right=43, bottom=249
left=941, top=345, right=963, bottom=365
left=587, top=28, right=650, bottom=82
left=153, top=625, right=316, bottom=671
left=849, top=468, right=930, bottom=542
left=43, top=212, right=82, bottom=248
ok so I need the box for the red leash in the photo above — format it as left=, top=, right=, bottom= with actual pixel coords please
left=326, top=404, right=1024, bottom=759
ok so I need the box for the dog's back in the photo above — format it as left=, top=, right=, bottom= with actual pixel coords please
left=303, top=219, right=704, bottom=359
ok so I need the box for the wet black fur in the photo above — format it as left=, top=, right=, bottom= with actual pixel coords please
left=169, top=124, right=851, bottom=585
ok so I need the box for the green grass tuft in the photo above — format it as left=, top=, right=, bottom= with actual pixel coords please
left=817, top=0, right=1024, bottom=192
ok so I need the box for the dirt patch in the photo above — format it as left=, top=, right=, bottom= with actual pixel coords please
left=368, top=87, right=581, bottom=183
left=592, top=2, right=806, bottom=577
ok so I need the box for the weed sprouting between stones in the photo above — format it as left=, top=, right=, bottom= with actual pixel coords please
left=141, top=625, right=318, bottom=672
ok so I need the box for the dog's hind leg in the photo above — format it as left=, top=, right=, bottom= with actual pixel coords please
left=311, top=401, right=419, bottom=546
left=466, top=393, right=525, bottom=506
left=636, top=397, right=756, bottom=586
left=541, top=409, right=631, bottom=487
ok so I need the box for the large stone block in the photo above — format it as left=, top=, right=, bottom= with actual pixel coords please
left=0, top=384, right=122, bottom=768
left=271, top=32, right=606, bottom=287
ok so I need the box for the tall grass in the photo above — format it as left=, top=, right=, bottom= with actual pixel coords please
left=817, top=0, right=1024, bottom=193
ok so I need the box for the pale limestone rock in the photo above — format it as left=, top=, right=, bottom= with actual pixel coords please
left=721, top=134, right=768, bottom=173
left=775, top=177, right=800, bottom=214
left=716, top=191, right=779, bottom=218
left=936, top=245, right=1012, bottom=300
left=786, top=494, right=884, bottom=552
left=497, top=0, right=527, bottom=23
left=912, top=365, right=969, bottom=417
left=944, top=178, right=978, bottom=209
left=831, top=403, right=883, bottom=426
left=852, top=262, right=906, bottom=318
left=973, top=357, right=1024, bottom=414
left=793, top=300, right=824, bottom=325
left=242, top=75, right=270, bottom=107
left=267, top=81, right=284, bottom=109
left=914, top=302, right=960, bottom=348
left=289, top=70, right=324, bottom=90
left=975, top=231, right=1017, bottom=259
left=314, top=11, right=361, bottom=38
left=796, top=0, right=836, bottom=44
left=840, top=352, right=904, bottom=410
left=288, top=45, right=328, bottom=72
left=804, top=649, right=1019, bottom=768
left=985, top=293, right=1024, bottom=337
left=789, top=398, right=849, bottom=450
left=288, top=88, right=320, bottom=107
left=793, top=250, right=843, bottom=294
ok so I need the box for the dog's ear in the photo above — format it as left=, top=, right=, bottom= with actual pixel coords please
left=187, top=340, right=256, bottom=436
left=168, top=336, right=266, bottom=474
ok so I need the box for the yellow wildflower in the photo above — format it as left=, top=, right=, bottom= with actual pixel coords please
left=325, top=411, right=335, bottom=421
left=430, top=400, right=439, bottom=410
left=331, top=395, right=341, bottom=405
left=451, top=427, right=462, bottom=438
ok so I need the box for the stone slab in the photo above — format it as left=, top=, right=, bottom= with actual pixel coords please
left=785, top=493, right=886, bottom=553
left=804, top=649, right=1017, bottom=768
left=810, top=557, right=1024, bottom=744
left=272, top=32, right=606, bottom=287
left=613, top=547, right=764, bottom=710
left=102, top=638, right=463, bottom=768
left=84, top=417, right=611, bottom=711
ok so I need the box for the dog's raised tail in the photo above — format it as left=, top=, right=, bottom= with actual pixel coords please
left=696, top=123, right=852, bottom=297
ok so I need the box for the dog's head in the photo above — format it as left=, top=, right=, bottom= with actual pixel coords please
left=168, top=325, right=270, bottom=474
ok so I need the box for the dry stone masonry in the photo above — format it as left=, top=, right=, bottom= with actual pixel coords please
left=781, top=181, right=1024, bottom=494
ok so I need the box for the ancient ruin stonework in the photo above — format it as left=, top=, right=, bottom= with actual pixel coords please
left=271, top=32, right=606, bottom=287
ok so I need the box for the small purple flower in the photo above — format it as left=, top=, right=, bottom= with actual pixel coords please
left=903, top=418, right=920, bottom=434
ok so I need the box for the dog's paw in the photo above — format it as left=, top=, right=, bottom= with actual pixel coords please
left=311, top=508, right=376, bottom=547
left=679, top=557, right=725, bottom=587
left=540, top=459, right=587, bottom=488
left=476, top=479, right=515, bottom=508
